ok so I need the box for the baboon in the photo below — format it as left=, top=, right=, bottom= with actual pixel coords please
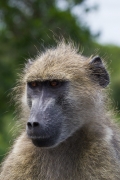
left=0, top=42, right=120, bottom=180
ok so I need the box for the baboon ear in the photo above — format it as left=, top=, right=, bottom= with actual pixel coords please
left=89, top=56, right=110, bottom=88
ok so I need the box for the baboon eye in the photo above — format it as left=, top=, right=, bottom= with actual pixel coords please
left=28, top=81, right=38, bottom=88
left=49, top=80, right=61, bottom=88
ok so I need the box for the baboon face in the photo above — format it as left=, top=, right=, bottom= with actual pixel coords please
left=25, top=44, right=109, bottom=148
left=26, top=79, right=80, bottom=148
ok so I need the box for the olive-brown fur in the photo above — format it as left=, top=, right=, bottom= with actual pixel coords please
left=0, top=42, right=120, bottom=180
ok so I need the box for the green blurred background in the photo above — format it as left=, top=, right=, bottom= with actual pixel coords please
left=0, top=0, right=120, bottom=163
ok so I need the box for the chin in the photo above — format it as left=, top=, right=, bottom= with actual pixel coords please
left=27, top=128, right=63, bottom=148
left=30, top=136, right=58, bottom=148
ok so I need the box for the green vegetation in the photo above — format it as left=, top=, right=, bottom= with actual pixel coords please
left=0, top=0, right=120, bottom=163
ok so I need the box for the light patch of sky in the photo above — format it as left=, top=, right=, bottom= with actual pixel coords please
left=58, top=0, right=120, bottom=46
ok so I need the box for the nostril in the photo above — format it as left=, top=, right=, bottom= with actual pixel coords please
left=27, top=122, right=32, bottom=129
left=27, top=122, right=39, bottom=129
left=33, top=122, right=39, bottom=127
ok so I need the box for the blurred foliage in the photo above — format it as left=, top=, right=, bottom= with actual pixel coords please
left=0, top=0, right=120, bottom=163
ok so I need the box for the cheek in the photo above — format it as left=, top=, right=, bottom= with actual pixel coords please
left=57, top=97, right=87, bottom=137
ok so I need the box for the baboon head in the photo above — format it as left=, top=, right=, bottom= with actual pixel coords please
left=21, top=43, right=109, bottom=148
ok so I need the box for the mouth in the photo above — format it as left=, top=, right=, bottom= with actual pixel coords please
left=26, top=124, right=61, bottom=148
left=30, top=135, right=51, bottom=140
left=28, top=135, right=57, bottom=147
